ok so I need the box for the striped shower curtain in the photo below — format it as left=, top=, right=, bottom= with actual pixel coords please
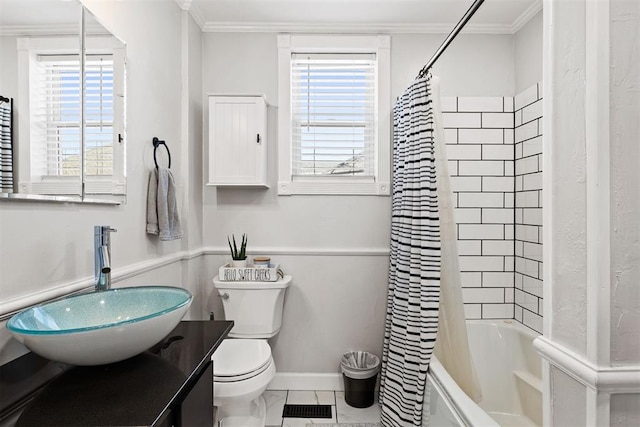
left=380, top=76, right=440, bottom=427
left=0, top=98, right=13, bottom=193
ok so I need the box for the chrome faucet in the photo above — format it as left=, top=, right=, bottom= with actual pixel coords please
left=95, top=226, right=117, bottom=291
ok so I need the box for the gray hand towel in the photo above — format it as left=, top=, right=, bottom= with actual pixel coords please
left=146, top=167, right=183, bottom=241
left=146, top=168, right=159, bottom=234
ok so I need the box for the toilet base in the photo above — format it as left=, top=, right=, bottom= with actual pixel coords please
left=216, top=395, right=266, bottom=427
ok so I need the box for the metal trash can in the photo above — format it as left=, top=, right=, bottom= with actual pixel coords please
left=340, top=351, right=380, bottom=408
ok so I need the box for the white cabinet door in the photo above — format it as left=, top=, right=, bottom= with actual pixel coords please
left=208, top=95, right=268, bottom=187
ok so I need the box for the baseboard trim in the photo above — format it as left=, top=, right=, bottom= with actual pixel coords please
left=267, top=373, right=344, bottom=391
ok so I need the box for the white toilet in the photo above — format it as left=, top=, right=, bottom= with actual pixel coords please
left=212, top=275, right=292, bottom=427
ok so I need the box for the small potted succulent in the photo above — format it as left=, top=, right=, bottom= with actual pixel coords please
left=227, top=233, right=248, bottom=267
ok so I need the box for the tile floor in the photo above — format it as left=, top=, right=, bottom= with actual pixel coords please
left=265, top=390, right=381, bottom=427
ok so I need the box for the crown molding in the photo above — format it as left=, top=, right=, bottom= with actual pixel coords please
left=511, top=0, right=542, bottom=34
left=190, top=0, right=543, bottom=35
left=0, top=24, right=79, bottom=37
left=187, top=3, right=206, bottom=31
left=200, top=21, right=513, bottom=34
left=174, top=0, right=192, bottom=11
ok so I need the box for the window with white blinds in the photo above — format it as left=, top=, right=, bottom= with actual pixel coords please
left=291, top=53, right=376, bottom=178
left=277, top=34, right=390, bottom=195
left=33, top=54, right=114, bottom=180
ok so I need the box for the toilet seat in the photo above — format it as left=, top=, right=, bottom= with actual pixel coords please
left=215, top=358, right=272, bottom=383
left=213, top=339, right=273, bottom=383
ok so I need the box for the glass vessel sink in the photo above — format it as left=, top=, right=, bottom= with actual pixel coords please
left=6, top=286, right=193, bottom=366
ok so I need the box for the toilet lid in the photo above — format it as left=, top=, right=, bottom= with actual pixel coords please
left=213, top=339, right=272, bottom=378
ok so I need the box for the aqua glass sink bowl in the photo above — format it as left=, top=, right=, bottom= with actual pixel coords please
left=6, top=286, right=193, bottom=366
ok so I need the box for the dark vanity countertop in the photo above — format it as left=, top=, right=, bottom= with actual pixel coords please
left=0, top=320, right=233, bottom=427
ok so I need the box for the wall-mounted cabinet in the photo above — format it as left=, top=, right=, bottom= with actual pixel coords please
left=207, top=95, right=268, bottom=187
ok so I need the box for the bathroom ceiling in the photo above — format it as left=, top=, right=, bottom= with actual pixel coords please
left=0, top=0, right=78, bottom=34
left=186, top=0, right=542, bottom=34
left=0, top=1, right=542, bottom=35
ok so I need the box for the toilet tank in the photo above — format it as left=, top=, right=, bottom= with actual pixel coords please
left=212, top=275, right=291, bottom=338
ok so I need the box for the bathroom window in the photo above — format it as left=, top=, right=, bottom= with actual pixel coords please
left=38, top=54, right=114, bottom=178
left=17, top=36, right=125, bottom=196
left=277, top=35, right=391, bottom=195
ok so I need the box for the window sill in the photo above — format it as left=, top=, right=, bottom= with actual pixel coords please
left=0, top=193, right=122, bottom=205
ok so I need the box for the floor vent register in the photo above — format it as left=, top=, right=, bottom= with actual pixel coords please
left=282, top=404, right=332, bottom=418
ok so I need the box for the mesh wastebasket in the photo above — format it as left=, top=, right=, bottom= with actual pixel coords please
left=340, top=351, right=380, bottom=408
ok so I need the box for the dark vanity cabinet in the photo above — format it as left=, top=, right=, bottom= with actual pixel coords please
left=166, top=360, right=214, bottom=427
left=0, top=320, right=233, bottom=427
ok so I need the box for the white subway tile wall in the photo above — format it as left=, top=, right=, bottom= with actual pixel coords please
left=513, top=82, right=543, bottom=333
left=442, top=96, right=515, bottom=321
left=443, top=88, right=543, bottom=332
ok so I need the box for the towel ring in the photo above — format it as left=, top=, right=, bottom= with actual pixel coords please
left=152, top=137, right=171, bottom=169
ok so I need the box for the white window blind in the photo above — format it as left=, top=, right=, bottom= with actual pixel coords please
left=291, top=53, right=376, bottom=178
left=34, top=54, right=82, bottom=178
left=33, top=54, right=114, bottom=180
left=85, top=55, right=114, bottom=176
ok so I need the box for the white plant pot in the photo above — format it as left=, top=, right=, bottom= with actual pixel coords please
left=231, top=259, right=248, bottom=268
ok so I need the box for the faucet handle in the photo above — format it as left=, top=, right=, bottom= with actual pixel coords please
left=94, top=226, right=117, bottom=237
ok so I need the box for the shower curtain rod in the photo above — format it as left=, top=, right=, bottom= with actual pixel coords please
left=417, top=0, right=485, bottom=78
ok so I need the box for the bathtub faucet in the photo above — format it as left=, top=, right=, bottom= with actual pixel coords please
left=95, top=225, right=117, bottom=291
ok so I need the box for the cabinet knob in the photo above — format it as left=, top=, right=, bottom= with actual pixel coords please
left=256, top=134, right=261, bottom=144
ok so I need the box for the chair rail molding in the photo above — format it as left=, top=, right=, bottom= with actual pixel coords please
left=534, top=336, right=640, bottom=394
left=0, top=246, right=389, bottom=320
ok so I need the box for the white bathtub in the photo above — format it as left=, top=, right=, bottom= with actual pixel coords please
left=426, top=320, right=542, bottom=427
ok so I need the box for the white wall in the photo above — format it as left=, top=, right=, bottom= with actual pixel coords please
left=611, top=394, right=640, bottom=426
left=540, top=0, right=640, bottom=424
left=201, top=31, right=515, bottom=374
left=0, top=35, right=19, bottom=100
left=514, top=11, right=542, bottom=94
left=202, top=253, right=389, bottom=374
left=609, top=0, right=640, bottom=366
left=547, top=0, right=589, bottom=356
left=185, top=12, right=204, bottom=251
left=392, top=33, right=515, bottom=97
